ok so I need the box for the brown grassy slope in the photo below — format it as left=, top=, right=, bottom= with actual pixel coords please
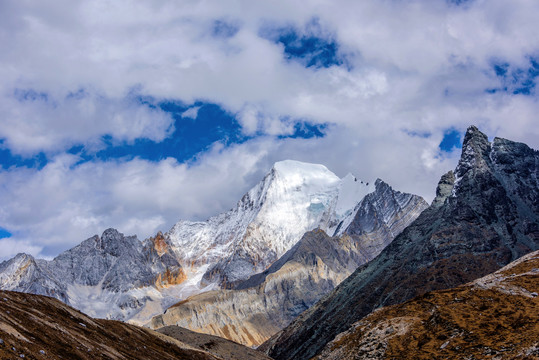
left=315, top=250, right=539, bottom=360
left=0, top=290, right=221, bottom=360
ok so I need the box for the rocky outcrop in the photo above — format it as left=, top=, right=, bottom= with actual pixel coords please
left=0, top=289, right=271, bottom=360
left=149, top=181, right=428, bottom=347
left=315, top=250, right=539, bottom=359
left=0, top=253, right=67, bottom=302
left=262, top=126, right=539, bottom=360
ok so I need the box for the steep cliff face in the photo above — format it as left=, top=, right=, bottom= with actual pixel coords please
left=262, top=126, right=539, bottom=360
left=314, top=250, right=539, bottom=360
left=148, top=181, right=428, bottom=347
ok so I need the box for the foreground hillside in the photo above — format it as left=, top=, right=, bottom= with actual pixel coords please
left=262, top=126, right=539, bottom=359
left=0, top=290, right=270, bottom=360
left=315, top=250, right=539, bottom=359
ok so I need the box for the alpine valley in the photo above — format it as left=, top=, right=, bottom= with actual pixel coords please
left=1, top=126, right=538, bottom=360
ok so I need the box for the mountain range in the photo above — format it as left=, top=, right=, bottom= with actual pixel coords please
left=0, top=160, right=425, bottom=328
left=149, top=179, right=427, bottom=346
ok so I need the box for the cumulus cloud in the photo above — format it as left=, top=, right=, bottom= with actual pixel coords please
left=1, top=0, right=539, bottom=260
left=0, top=89, right=174, bottom=156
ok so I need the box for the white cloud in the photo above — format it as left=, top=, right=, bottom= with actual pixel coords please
left=0, top=90, right=174, bottom=156
left=0, top=238, right=44, bottom=261
left=181, top=106, right=201, bottom=119
left=0, top=0, right=539, bottom=259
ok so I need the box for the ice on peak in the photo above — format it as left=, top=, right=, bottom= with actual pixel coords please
left=335, top=174, right=375, bottom=216
left=272, top=160, right=335, bottom=177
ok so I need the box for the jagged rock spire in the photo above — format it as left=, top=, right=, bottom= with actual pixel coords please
left=456, top=125, right=491, bottom=178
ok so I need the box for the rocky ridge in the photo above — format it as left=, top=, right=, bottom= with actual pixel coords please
left=0, top=228, right=185, bottom=321
left=149, top=180, right=428, bottom=347
left=315, top=250, right=539, bottom=359
left=261, top=126, right=539, bottom=360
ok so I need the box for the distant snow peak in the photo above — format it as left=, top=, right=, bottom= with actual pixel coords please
left=272, top=160, right=335, bottom=178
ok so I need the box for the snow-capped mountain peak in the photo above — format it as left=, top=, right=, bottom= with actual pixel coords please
left=165, top=160, right=376, bottom=288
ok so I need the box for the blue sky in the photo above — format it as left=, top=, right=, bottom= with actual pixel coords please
left=0, top=0, right=538, bottom=260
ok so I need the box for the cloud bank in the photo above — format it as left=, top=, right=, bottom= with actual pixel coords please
left=1, top=0, right=538, bottom=260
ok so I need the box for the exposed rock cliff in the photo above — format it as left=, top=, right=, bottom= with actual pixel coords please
left=262, top=126, right=539, bottom=360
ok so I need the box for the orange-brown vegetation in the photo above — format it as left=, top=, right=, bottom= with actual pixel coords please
left=317, top=251, right=539, bottom=359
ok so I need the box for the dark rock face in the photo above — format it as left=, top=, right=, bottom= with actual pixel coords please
left=261, top=126, right=539, bottom=360
left=342, top=179, right=428, bottom=262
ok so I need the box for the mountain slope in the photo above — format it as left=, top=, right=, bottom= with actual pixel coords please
left=261, top=126, right=539, bottom=360
left=149, top=180, right=428, bottom=346
left=315, top=250, right=539, bottom=359
left=0, top=290, right=223, bottom=359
